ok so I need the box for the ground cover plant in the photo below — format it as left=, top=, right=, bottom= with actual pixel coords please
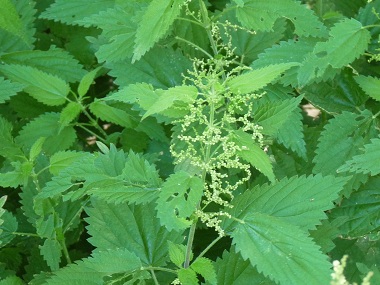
left=0, top=0, right=380, bottom=284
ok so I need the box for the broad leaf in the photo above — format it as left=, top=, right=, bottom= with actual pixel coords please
left=0, top=65, right=69, bottom=106
left=0, top=77, right=24, bottom=103
left=230, top=130, right=275, bottom=182
left=232, top=212, right=331, bottom=285
left=39, top=239, right=62, bottom=271
left=49, top=151, right=88, bottom=176
left=156, top=171, right=203, bottom=231
left=85, top=199, right=182, bottom=266
left=190, top=258, right=216, bottom=285
left=168, top=241, right=187, bottom=267
left=133, top=0, right=184, bottom=62
left=227, top=63, right=298, bottom=94
left=355, top=75, right=380, bottom=102
left=0, top=211, right=18, bottom=247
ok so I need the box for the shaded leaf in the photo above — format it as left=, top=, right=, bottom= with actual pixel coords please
left=0, top=77, right=24, bottom=103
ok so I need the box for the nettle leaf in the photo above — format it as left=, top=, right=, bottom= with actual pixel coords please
left=355, top=75, right=380, bottom=102
left=235, top=0, right=327, bottom=37
left=0, top=211, right=18, bottom=247
left=298, top=18, right=371, bottom=86
left=212, top=247, right=274, bottom=285
left=85, top=199, right=182, bottom=266
left=133, top=0, right=185, bottom=62
left=178, top=268, right=198, bottom=285
left=338, top=137, right=380, bottom=176
left=49, top=151, right=88, bottom=176
left=59, top=102, right=82, bottom=128
left=156, top=171, right=203, bottom=231
left=0, top=65, right=69, bottom=106
left=231, top=130, right=275, bottom=182
left=313, top=111, right=376, bottom=175
left=232, top=212, right=331, bottom=285
left=106, top=47, right=191, bottom=89
left=0, top=276, right=24, bottom=285
left=15, top=112, right=76, bottom=155
left=142, top=85, right=198, bottom=119
left=190, top=258, right=217, bottom=285
left=39, top=239, right=62, bottom=271
left=0, top=47, right=86, bottom=83
left=44, top=249, right=142, bottom=285
left=0, top=116, right=23, bottom=160
left=0, top=77, right=24, bottom=103
left=331, top=177, right=380, bottom=237
left=0, top=0, right=34, bottom=49
left=223, top=175, right=348, bottom=232
left=77, top=67, right=102, bottom=97
left=168, top=241, right=187, bottom=267
left=227, top=63, right=298, bottom=94
left=40, top=0, right=114, bottom=25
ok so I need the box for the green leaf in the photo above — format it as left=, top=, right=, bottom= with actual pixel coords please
left=15, top=112, right=76, bottom=155
left=0, top=77, right=24, bottom=103
left=331, top=177, right=380, bottom=237
left=133, top=0, right=184, bottom=62
left=355, top=75, right=380, bottom=102
left=230, top=130, right=275, bottom=182
left=44, top=249, right=142, bottom=285
left=40, top=0, right=114, bottom=25
left=49, top=151, right=88, bottom=176
left=0, top=116, right=23, bottom=160
left=338, top=137, right=380, bottom=176
left=313, top=111, right=375, bottom=175
left=142, top=85, right=198, bottom=120
left=0, top=211, right=18, bottom=247
left=227, top=63, right=298, bottom=94
left=85, top=199, right=182, bottom=266
left=232, top=212, right=331, bottom=285
left=59, top=102, right=82, bottom=128
left=0, top=65, right=69, bottom=106
left=168, top=241, right=187, bottom=267
left=0, top=47, right=86, bottom=83
left=178, top=268, right=198, bottom=285
left=190, top=258, right=217, bottom=285
left=77, top=67, right=102, bottom=97
left=39, top=239, right=62, bottom=271
left=235, top=0, right=327, bottom=37
left=298, top=18, right=371, bottom=86
left=0, top=276, right=25, bottom=285
left=156, top=171, right=203, bottom=231
left=29, top=137, right=46, bottom=162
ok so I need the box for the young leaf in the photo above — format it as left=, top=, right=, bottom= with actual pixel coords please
left=133, top=0, right=184, bottom=62
left=85, top=199, right=182, bottom=266
left=178, top=268, right=198, bottom=285
left=230, top=130, right=275, bottom=182
left=59, top=102, right=82, bottom=128
left=227, top=63, right=298, bottom=94
left=44, top=249, right=142, bottom=285
left=232, top=212, right=331, bottom=285
left=0, top=77, right=24, bottom=103
left=156, top=171, right=203, bottom=231
left=354, top=75, right=380, bottom=102
left=29, top=137, right=46, bottom=162
left=190, top=258, right=217, bottom=285
left=0, top=65, right=69, bottom=106
left=168, top=241, right=187, bottom=267
left=77, top=67, right=102, bottom=97
left=235, top=0, right=327, bottom=37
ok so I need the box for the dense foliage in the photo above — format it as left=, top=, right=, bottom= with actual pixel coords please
left=0, top=0, right=380, bottom=284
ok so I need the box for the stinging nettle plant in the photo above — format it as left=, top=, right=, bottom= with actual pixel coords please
left=0, top=0, right=380, bottom=284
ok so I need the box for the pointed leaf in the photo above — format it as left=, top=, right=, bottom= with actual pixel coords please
left=231, top=130, right=275, bottom=182
left=78, top=67, right=102, bottom=97
left=156, top=171, right=203, bottom=231
left=190, top=258, right=217, bottom=285
left=0, top=77, right=24, bottom=103
left=40, top=239, right=62, bottom=271
left=178, top=268, right=198, bottom=285
left=232, top=212, right=331, bottom=285
left=355, top=75, right=380, bottom=102
left=49, top=151, right=88, bottom=176
left=59, top=102, right=82, bottom=128
left=168, top=241, right=187, bottom=267
left=0, top=65, right=69, bottom=106
left=133, top=0, right=184, bottom=62
left=227, top=63, right=298, bottom=94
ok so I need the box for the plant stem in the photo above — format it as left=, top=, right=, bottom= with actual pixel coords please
left=142, top=266, right=177, bottom=275
left=184, top=222, right=197, bottom=268
left=60, top=237, right=72, bottom=264
left=194, top=235, right=223, bottom=261
left=175, top=36, right=213, bottom=59
left=150, top=269, right=160, bottom=285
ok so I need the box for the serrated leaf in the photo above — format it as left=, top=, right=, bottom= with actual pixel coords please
left=331, top=177, right=380, bottom=237
left=85, top=199, right=182, bottom=266
left=227, top=63, right=298, bottom=94
left=178, top=268, right=198, bottom=285
left=40, top=0, right=114, bottom=25
left=232, top=212, right=331, bottom=285
left=0, top=47, right=86, bottom=83
left=59, top=102, right=82, bottom=128
left=0, top=276, right=25, bottom=285
left=0, top=65, right=69, bottom=106
left=49, top=151, right=88, bottom=176
left=133, top=0, right=184, bottom=62
left=89, top=100, right=136, bottom=128
left=29, top=137, right=46, bottom=162
left=44, top=249, right=142, bottom=285
left=235, top=0, right=327, bottom=37
left=190, top=258, right=216, bottom=285
left=254, top=96, right=303, bottom=136
left=142, top=85, right=197, bottom=120
left=223, top=175, right=347, bottom=232
left=16, top=112, right=76, bottom=155
left=298, top=18, right=371, bottom=86
left=168, top=241, right=186, bottom=267
left=230, top=130, right=275, bottom=182
left=0, top=77, right=24, bottom=103
left=0, top=211, right=18, bottom=247
left=39, top=239, right=62, bottom=271
left=313, top=111, right=375, bottom=175
left=77, top=67, right=102, bottom=97
left=156, top=171, right=203, bottom=231
left=0, top=116, right=23, bottom=160
left=338, top=137, right=380, bottom=175
left=355, top=75, right=380, bottom=102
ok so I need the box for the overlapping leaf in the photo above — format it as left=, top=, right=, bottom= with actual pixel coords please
left=355, top=75, right=380, bottom=102
left=0, top=77, right=24, bottom=104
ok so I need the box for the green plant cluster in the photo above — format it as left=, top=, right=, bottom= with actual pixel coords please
left=0, top=0, right=380, bottom=284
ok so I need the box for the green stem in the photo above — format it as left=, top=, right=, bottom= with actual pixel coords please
left=60, top=237, right=72, bottom=264
left=194, top=235, right=223, bottom=261
left=184, top=222, right=197, bottom=268
left=142, top=266, right=177, bottom=275
left=175, top=36, right=213, bottom=59
left=12, top=231, right=40, bottom=238
left=76, top=124, right=107, bottom=144
left=150, top=269, right=160, bottom=285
